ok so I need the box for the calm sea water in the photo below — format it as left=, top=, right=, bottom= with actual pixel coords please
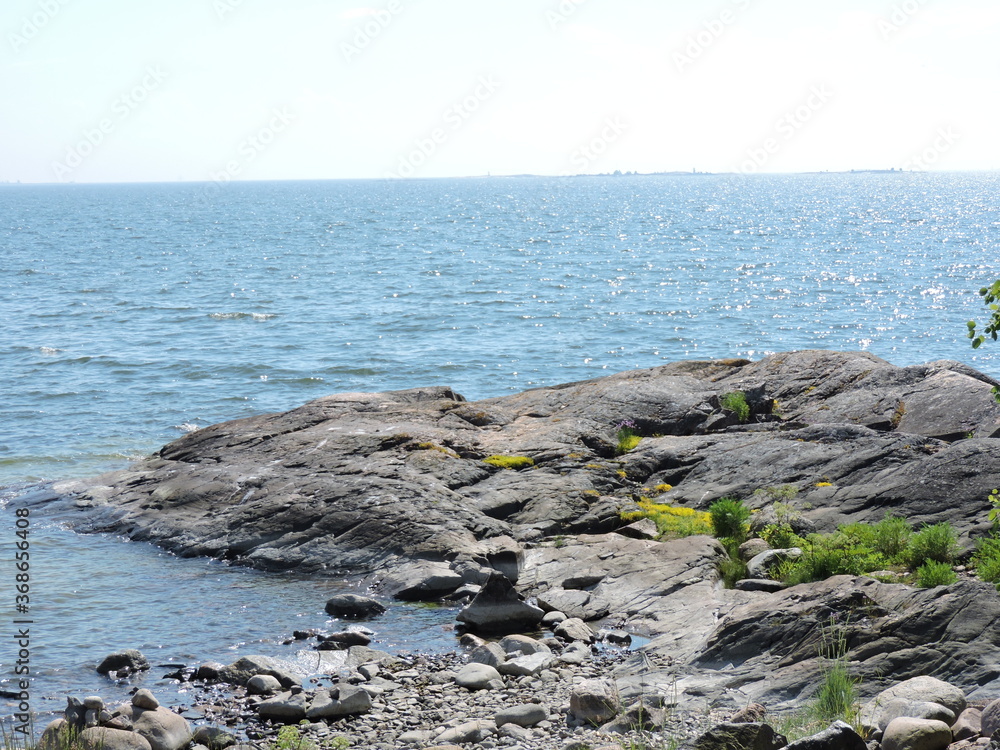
left=2, top=173, right=999, bottom=722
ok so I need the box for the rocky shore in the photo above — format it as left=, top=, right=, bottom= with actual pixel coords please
left=29, top=350, right=1000, bottom=748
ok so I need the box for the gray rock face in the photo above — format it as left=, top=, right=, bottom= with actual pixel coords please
left=41, top=351, right=1000, bottom=709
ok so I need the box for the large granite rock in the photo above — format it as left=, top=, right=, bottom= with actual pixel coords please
left=30, top=351, right=1000, bottom=710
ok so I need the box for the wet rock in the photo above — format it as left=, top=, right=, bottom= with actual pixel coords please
left=456, top=572, right=544, bottom=635
left=96, top=650, right=150, bottom=676
left=324, top=594, right=386, bottom=619
left=317, top=630, right=371, bottom=649
left=246, top=674, right=282, bottom=695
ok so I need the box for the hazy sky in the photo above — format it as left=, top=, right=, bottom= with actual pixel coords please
left=2, top=0, right=998, bottom=183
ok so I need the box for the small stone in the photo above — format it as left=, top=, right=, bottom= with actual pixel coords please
left=247, top=674, right=282, bottom=695
left=324, top=594, right=387, bottom=619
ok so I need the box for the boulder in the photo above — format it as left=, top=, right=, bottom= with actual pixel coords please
left=246, top=674, right=282, bottom=695
left=324, top=594, right=386, bottom=619
left=693, top=722, right=785, bottom=750
left=497, top=652, right=553, bottom=677
left=434, top=720, right=495, bottom=745
left=554, top=617, right=597, bottom=643
left=469, top=642, right=507, bottom=668
left=254, top=692, right=308, bottom=723
left=568, top=678, right=620, bottom=726
left=880, top=717, right=952, bottom=750
left=306, top=686, right=372, bottom=719
left=454, top=663, right=503, bottom=691
left=874, top=698, right=955, bottom=732
left=39, top=719, right=75, bottom=750
left=746, top=548, right=802, bottom=579
left=125, top=706, right=193, bottom=750
left=739, top=538, right=771, bottom=561
left=380, top=561, right=464, bottom=601
left=494, top=704, right=547, bottom=728
left=456, top=572, right=544, bottom=635
left=80, top=728, right=152, bottom=750
left=96, top=650, right=149, bottom=676
left=952, top=707, right=982, bottom=742
left=499, top=634, right=550, bottom=656
left=862, top=676, right=967, bottom=724
left=982, top=697, right=1000, bottom=737
left=783, top=720, right=866, bottom=750
left=191, top=726, right=238, bottom=750
left=317, top=630, right=371, bottom=649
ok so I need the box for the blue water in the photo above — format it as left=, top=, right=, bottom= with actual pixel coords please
left=1, top=173, right=999, bottom=724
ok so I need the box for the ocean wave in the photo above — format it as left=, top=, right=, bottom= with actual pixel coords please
left=207, top=312, right=277, bottom=321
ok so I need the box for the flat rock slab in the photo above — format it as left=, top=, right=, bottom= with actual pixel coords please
left=34, top=350, right=1000, bottom=712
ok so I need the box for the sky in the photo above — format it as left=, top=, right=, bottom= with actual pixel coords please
left=1, top=0, right=998, bottom=184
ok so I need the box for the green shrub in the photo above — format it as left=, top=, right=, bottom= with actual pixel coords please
left=761, top=522, right=804, bottom=549
left=871, top=513, right=912, bottom=563
left=721, top=391, right=750, bottom=423
left=483, top=455, right=534, bottom=470
left=776, top=529, right=889, bottom=586
left=973, top=536, right=1000, bottom=583
left=709, top=497, right=750, bottom=542
left=719, top=554, right=748, bottom=589
left=906, top=522, right=959, bottom=568
left=916, top=560, right=957, bottom=588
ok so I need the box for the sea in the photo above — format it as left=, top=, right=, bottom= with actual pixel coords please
left=1, top=172, right=999, bottom=727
